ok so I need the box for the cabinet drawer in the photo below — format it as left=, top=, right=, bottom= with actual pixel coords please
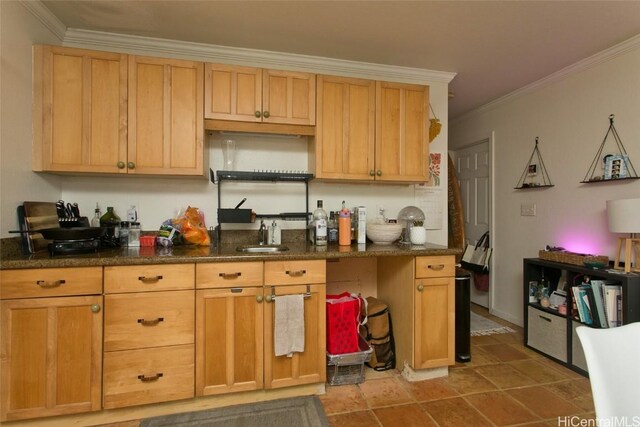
left=264, top=260, right=325, bottom=285
left=415, top=256, right=455, bottom=279
left=104, top=264, right=194, bottom=293
left=571, top=321, right=588, bottom=372
left=104, top=290, right=194, bottom=351
left=103, top=344, right=194, bottom=409
left=0, top=267, right=102, bottom=299
left=527, top=306, right=567, bottom=362
left=196, top=262, right=263, bottom=289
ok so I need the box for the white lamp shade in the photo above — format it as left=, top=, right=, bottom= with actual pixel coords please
left=606, top=198, right=640, bottom=233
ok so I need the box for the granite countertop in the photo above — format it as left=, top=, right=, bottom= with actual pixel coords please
left=0, top=238, right=461, bottom=270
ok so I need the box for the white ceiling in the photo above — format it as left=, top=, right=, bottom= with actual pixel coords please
left=41, top=1, right=640, bottom=119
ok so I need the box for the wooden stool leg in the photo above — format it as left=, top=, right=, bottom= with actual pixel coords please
left=614, top=237, right=624, bottom=271
left=624, top=238, right=632, bottom=273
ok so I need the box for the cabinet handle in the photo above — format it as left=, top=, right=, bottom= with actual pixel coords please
left=370, top=170, right=375, bottom=176
left=117, top=161, right=126, bottom=169
left=36, top=279, right=65, bottom=288
left=219, top=272, right=242, bottom=279
left=263, top=111, right=270, bottom=118
left=265, top=295, right=273, bottom=303
left=539, top=315, right=551, bottom=323
left=138, top=373, right=163, bottom=382
left=138, top=317, right=164, bottom=326
left=255, top=111, right=262, bottom=118
left=230, top=287, right=243, bottom=293
left=138, top=275, right=163, bottom=283
left=91, top=304, right=101, bottom=313
left=417, top=283, right=424, bottom=292
left=376, top=170, right=382, bottom=176
left=427, top=264, right=445, bottom=271
left=127, top=161, right=135, bottom=170
left=285, top=270, right=306, bottom=277
left=256, top=295, right=264, bottom=303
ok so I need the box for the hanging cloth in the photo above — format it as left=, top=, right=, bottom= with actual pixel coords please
left=429, top=104, right=442, bottom=143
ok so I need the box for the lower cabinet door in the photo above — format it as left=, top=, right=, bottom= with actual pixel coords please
left=414, top=277, right=455, bottom=369
left=263, top=283, right=326, bottom=389
left=195, top=287, right=264, bottom=396
left=103, top=344, right=194, bottom=409
left=0, top=296, right=103, bottom=422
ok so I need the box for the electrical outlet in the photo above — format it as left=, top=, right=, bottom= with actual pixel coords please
left=521, top=203, right=536, bottom=216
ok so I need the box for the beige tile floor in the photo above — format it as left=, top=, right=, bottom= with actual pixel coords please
left=320, top=305, right=595, bottom=427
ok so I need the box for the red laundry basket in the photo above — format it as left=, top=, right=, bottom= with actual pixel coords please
left=326, top=293, right=362, bottom=355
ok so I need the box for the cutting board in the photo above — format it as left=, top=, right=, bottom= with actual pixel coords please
left=22, top=201, right=59, bottom=252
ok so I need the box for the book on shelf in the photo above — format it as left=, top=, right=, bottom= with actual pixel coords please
left=604, top=284, right=623, bottom=328
left=571, top=286, right=593, bottom=325
left=590, top=280, right=612, bottom=328
left=581, top=284, right=603, bottom=328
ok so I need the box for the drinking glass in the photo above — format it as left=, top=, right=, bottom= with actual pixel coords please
left=222, top=139, right=236, bottom=170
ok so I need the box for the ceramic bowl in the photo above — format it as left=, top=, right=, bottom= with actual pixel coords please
left=366, top=222, right=403, bottom=245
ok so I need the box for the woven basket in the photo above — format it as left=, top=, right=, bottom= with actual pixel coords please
left=538, top=250, right=608, bottom=266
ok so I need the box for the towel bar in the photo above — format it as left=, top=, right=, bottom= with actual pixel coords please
left=268, top=284, right=311, bottom=300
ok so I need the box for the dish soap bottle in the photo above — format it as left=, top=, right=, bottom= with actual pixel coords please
left=90, top=203, right=101, bottom=228
left=338, top=201, right=351, bottom=246
left=313, top=200, right=328, bottom=246
left=268, top=220, right=281, bottom=245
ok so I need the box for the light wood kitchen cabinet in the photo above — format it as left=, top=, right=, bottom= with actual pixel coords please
left=33, top=45, right=127, bottom=174
left=313, top=75, right=376, bottom=180
left=313, top=77, right=429, bottom=182
left=195, top=262, right=264, bottom=396
left=377, top=256, right=454, bottom=371
left=103, top=264, right=195, bottom=409
left=205, top=64, right=316, bottom=126
left=0, top=268, right=103, bottom=422
left=263, top=260, right=326, bottom=389
left=128, top=56, right=205, bottom=176
left=375, top=81, right=429, bottom=182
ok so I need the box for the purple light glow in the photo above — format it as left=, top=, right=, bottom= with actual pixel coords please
left=556, top=231, right=600, bottom=255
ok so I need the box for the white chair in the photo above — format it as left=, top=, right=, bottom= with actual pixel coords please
left=576, top=323, right=640, bottom=420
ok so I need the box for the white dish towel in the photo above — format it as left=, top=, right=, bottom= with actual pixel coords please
left=274, top=294, right=305, bottom=357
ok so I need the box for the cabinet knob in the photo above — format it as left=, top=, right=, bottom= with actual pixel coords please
left=417, top=283, right=424, bottom=292
left=256, top=295, right=264, bottom=303
left=369, top=170, right=375, bottom=176
left=91, top=303, right=101, bottom=313
left=263, top=111, right=270, bottom=119
left=117, top=161, right=125, bottom=169
left=127, top=162, right=135, bottom=170
left=265, top=295, right=273, bottom=303
left=255, top=111, right=262, bottom=118
left=376, top=170, right=382, bottom=176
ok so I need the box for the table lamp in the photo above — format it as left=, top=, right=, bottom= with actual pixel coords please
left=606, top=198, right=640, bottom=273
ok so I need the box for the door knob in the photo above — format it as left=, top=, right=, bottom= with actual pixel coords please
left=255, top=111, right=261, bottom=118
left=117, top=161, right=125, bottom=169
left=127, top=162, right=135, bottom=169
left=417, top=283, right=424, bottom=292
left=256, top=295, right=264, bottom=303
left=263, top=111, right=270, bottom=118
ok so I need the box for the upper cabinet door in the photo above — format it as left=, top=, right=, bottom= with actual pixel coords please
left=33, top=45, right=127, bottom=173
left=128, top=56, right=205, bottom=176
left=375, top=82, right=429, bottom=182
left=262, top=70, right=316, bottom=125
left=315, top=75, right=375, bottom=180
left=204, top=64, right=262, bottom=122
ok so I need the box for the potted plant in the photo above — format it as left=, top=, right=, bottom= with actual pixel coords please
left=410, top=220, right=427, bottom=245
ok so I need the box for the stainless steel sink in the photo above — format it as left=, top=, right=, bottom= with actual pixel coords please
left=236, top=245, right=289, bottom=253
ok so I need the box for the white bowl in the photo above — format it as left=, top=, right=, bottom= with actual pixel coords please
left=366, top=222, right=403, bottom=245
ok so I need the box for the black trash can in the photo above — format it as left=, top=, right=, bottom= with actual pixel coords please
left=455, top=268, right=471, bottom=363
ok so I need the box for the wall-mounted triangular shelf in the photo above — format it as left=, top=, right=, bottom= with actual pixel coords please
left=582, top=114, right=639, bottom=183
left=515, top=137, right=554, bottom=189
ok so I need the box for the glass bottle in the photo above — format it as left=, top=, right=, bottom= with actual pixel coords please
left=328, top=211, right=338, bottom=243
left=119, top=221, right=130, bottom=247
left=100, top=207, right=121, bottom=239
left=313, top=200, right=328, bottom=246
left=90, top=203, right=101, bottom=228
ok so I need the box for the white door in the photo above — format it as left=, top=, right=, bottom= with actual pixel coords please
left=454, top=140, right=490, bottom=308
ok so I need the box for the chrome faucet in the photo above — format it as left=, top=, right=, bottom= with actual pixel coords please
left=258, top=220, right=268, bottom=245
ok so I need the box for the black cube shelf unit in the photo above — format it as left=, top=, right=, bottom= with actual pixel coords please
left=523, top=258, right=640, bottom=376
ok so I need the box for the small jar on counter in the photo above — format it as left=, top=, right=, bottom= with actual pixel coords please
left=128, top=222, right=141, bottom=247
left=119, top=221, right=130, bottom=247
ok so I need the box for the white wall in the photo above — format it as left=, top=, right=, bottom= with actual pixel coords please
left=450, top=40, right=640, bottom=325
left=1, top=2, right=452, bottom=247
left=0, top=1, right=62, bottom=234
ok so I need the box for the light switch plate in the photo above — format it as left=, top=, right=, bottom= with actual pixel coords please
left=521, top=203, right=536, bottom=216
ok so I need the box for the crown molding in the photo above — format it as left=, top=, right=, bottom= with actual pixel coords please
left=451, top=33, right=640, bottom=126
left=20, top=0, right=66, bottom=41
left=62, top=28, right=456, bottom=85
